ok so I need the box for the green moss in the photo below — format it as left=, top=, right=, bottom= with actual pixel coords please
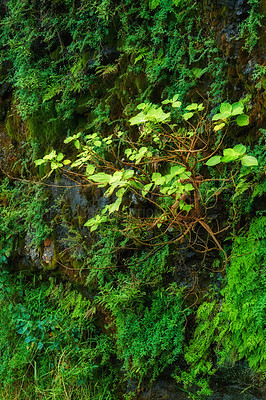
left=5, top=109, right=22, bottom=143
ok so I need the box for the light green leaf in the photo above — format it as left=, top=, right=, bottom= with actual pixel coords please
left=212, top=113, right=223, bottom=121
left=172, top=94, right=179, bottom=102
left=108, top=198, right=122, bottom=213
left=56, top=153, right=64, bottom=161
left=241, top=155, right=258, bottom=167
left=90, top=173, right=111, bottom=184
left=236, top=114, right=249, bottom=126
left=172, top=101, right=181, bottom=108
left=183, top=112, right=194, bottom=120
left=214, top=123, right=225, bottom=131
left=233, top=144, right=246, bottom=155
left=64, top=137, right=74, bottom=144
left=152, top=172, right=165, bottom=185
left=74, top=140, right=80, bottom=149
left=63, top=159, right=71, bottom=165
left=206, top=156, right=222, bottom=166
left=231, top=102, right=244, bottom=115
left=71, top=159, right=83, bottom=167
left=116, top=188, right=126, bottom=198
left=129, top=112, right=147, bottom=125
left=123, top=170, right=134, bottom=179
left=51, top=162, right=60, bottom=170
left=142, top=183, right=153, bottom=197
left=109, top=171, right=123, bottom=184
left=125, top=148, right=132, bottom=157
left=170, top=166, right=186, bottom=176
left=184, top=183, right=194, bottom=192
left=161, top=99, right=172, bottom=104
left=219, top=111, right=231, bottom=120
left=221, top=148, right=239, bottom=163
left=86, top=164, right=95, bottom=175
left=94, top=140, right=102, bottom=147
left=34, top=159, right=46, bottom=166
left=43, top=150, right=57, bottom=160
left=185, top=103, right=198, bottom=111
left=220, top=102, right=232, bottom=114
left=197, top=103, right=204, bottom=111
left=179, top=171, right=191, bottom=179
left=139, top=147, right=148, bottom=154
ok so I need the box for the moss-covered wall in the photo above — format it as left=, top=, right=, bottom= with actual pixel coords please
left=0, top=1, right=265, bottom=399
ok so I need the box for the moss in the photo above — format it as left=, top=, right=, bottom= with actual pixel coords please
left=27, top=105, right=76, bottom=151
left=5, top=108, right=22, bottom=143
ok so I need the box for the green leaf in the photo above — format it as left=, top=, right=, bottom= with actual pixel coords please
left=43, top=150, right=57, bottom=160
left=241, top=156, right=258, bottom=167
left=221, top=148, right=239, bottom=163
left=184, top=183, right=194, bottom=192
left=172, top=94, right=179, bottom=102
left=183, top=112, right=194, bottom=120
left=94, top=140, right=102, bottom=147
left=136, top=103, right=147, bottom=110
left=64, top=137, right=74, bottom=144
left=74, top=140, right=80, bottom=149
left=152, top=172, right=165, bottom=185
left=116, top=188, right=126, bottom=198
left=90, top=173, right=111, bottom=184
left=172, top=101, right=181, bottom=108
left=197, top=103, right=204, bottom=111
left=233, top=144, right=246, bottom=155
left=220, top=102, right=232, bottom=114
left=86, top=164, right=95, bottom=175
left=231, top=102, right=244, bottom=115
left=108, top=197, right=122, bottom=213
left=206, top=156, right=222, bottom=166
left=123, top=170, right=134, bottom=179
left=161, top=99, right=172, bottom=104
left=185, top=103, right=198, bottom=111
left=129, top=112, right=147, bottom=125
left=34, top=159, right=46, bottom=166
left=219, top=111, right=231, bottom=120
left=213, top=123, right=225, bottom=131
left=212, top=113, right=223, bottom=121
left=56, top=153, right=64, bottom=161
left=170, top=166, right=186, bottom=176
left=142, top=182, right=153, bottom=197
left=51, top=162, right=60, bottom=170
left=236, top=114, right=249, bottom=126
left=90, top=224, right=98, bottom=232
left=71, top=159, right=83, bottom=167
left=125, top=148, right=132, bottom=157
left=63, top=159, right=71, bottom=165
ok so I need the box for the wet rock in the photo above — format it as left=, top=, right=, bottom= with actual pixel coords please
left=137, top=379, right=187, bottom=400
left=42, top=238, right=55, bottom=266
left=23, top=231, right=42, bottom=269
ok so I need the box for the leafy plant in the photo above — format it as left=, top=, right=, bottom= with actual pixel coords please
left=34, top=98, right=258, bottom=263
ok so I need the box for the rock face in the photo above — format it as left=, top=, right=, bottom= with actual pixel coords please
left=0, top=1, right=265, bottom=399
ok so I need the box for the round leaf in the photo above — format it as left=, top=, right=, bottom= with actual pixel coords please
left=236, top=114, right=249, bottom=126
left=241, top=156, right=258, bottom=167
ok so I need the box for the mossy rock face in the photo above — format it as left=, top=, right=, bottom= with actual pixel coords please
left=5, top=106, right=24, bottom=144
left=27, top=110, right=71, bottom=150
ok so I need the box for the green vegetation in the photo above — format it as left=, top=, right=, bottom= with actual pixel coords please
left=0, top=0, right=265, bottom=399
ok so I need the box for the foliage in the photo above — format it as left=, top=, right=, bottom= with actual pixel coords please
left=175, top=217, right=266, bottom=398
left=0, top=178, right=52, bottom=264
left=0, top=270, right=119, bottom=400
left=35, top=98, right=258, bottom=266
left=240, top=0, right=263, bottom=51
left=0, top=0, right=229, bottom=128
